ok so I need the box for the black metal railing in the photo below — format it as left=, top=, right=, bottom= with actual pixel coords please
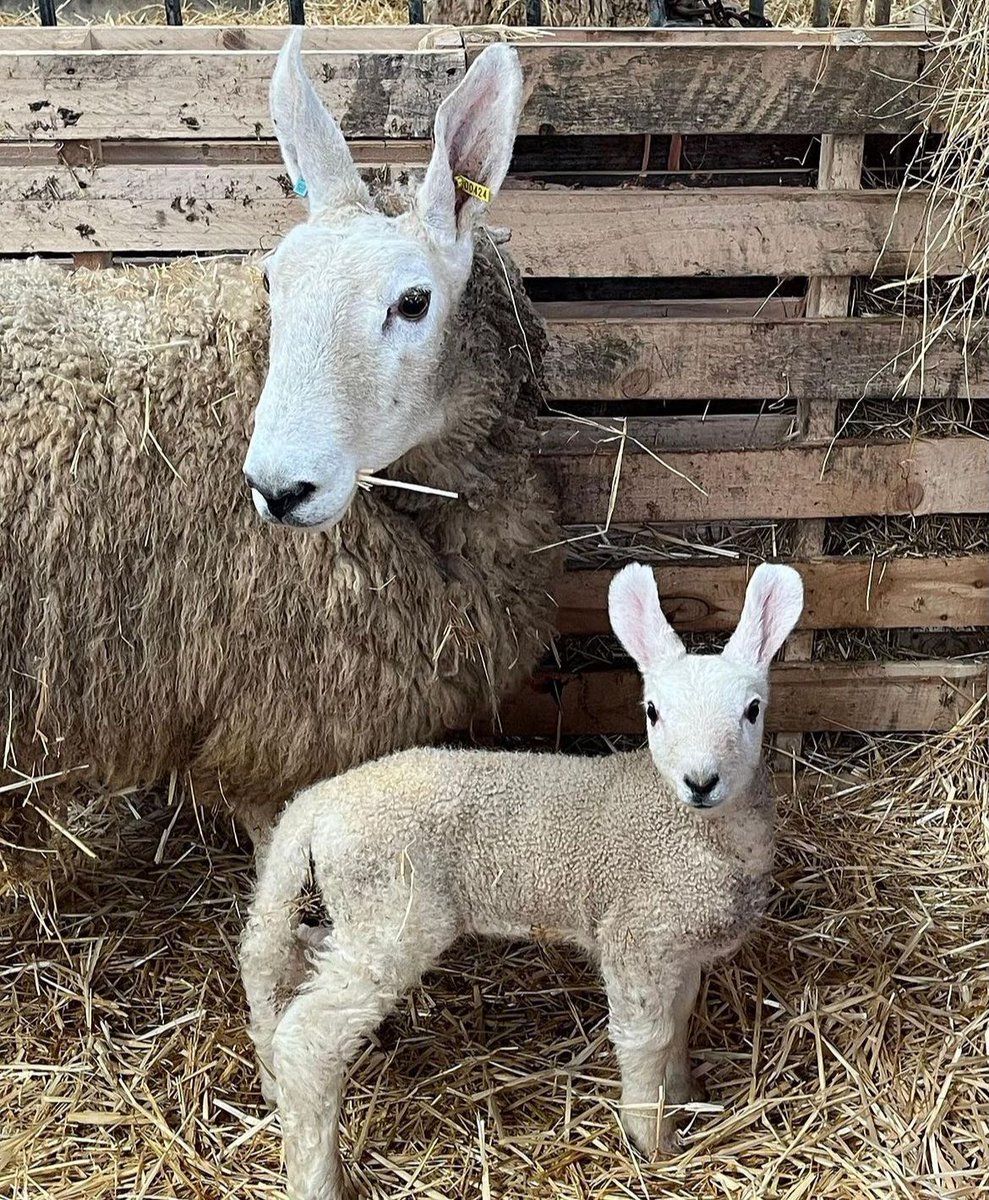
left=34, top=0, right=783, bottom=29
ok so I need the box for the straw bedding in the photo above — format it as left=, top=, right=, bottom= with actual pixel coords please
left=1, top=708, right=986, bottom=1199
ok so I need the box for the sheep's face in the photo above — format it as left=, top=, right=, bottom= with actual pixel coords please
left=636, top=655, right=768, bottom=812
left=243, top=33, right=523, bottom=531
left=609, top=563, right=805, bottom=813
left=248, top=211, right=472, bottom=529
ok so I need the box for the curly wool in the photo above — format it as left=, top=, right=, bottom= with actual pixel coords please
left=0, top=230, right=558, bottom=881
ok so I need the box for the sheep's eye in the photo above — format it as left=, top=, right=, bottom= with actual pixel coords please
left=261, top=272, right=270, bottom=294
left=745, top=698, right=761, bottom=724
left=396, top=287, right=430, bottom=321
left=645, top=701, right=659, bottom=726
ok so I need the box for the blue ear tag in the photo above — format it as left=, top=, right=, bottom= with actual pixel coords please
left=293, top=177, right=308, bottom=198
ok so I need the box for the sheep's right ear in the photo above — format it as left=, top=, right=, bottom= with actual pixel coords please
left=723, top=563, right=804, bottom=669
left=608, top=564, right=685, bottom=673
left=269, top=29, right=370, bottom=215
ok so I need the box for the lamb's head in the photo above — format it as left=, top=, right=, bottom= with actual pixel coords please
left=243, top=31, right=524, bottom=529
left=609, top=562, right=804, bottom=812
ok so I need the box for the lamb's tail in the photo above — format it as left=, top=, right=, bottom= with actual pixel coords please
left=238, top=793, right=318, bottom=1078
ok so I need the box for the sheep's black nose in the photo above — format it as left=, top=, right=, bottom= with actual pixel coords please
left=684, top=774, right=720, bottom=799
left=245, top=475, right=316, bottom=521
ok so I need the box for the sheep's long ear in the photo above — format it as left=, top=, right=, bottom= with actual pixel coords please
left=417, top=43, right=523, bottom=244
left=608, top=564, right=685, bottom=673
left=723, top=564, right=804, bottom=669
left=269, top=29, right=370, bottom=215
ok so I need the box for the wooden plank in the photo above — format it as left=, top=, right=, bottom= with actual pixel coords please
left=781, top=132, right=865, bottom=754
left=544, top=436, right=989, bottom=525
left=0, top=46, right=465, bottom=141
left=552, top=557, right=989, bottom=635
left=467, top=31, right=941, bottom=135
left=543, top=317, right=986, bottom=402
left=0, top=168, right=962, bottom=278
left=0, top=29, right=941, bottom=141
left=538, top=414, right=798, bottom=453
left=496, top=660, right=988, bottom=736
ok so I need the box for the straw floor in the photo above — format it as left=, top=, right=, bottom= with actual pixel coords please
left=2, top=707, right=987, bottom=1200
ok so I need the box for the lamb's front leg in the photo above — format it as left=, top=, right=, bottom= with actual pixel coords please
left=602, top=949, right=697, bottom=1157
left=664, top=959, right=704, bottom=1106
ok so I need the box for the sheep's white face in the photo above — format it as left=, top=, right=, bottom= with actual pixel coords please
left=248, top=213, right=471, bottom=529
left=609, top=563, right=805, bottom=812
left=243, top=33, right=523, bottom=530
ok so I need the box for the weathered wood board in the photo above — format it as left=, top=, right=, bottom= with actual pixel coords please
left=552, top=556, right=989, bottom=634
left=545, top=437, right=989, bottom=524
left=497, top=660, right=987, bottom=736
left=0, top=165, right=962, bottom=279
left=0, top=27, right=937, bottom=139
left=543, top=318, right=986, bottom=402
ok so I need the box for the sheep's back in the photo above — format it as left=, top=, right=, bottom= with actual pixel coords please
left=0, top=260, right=556, bottom=880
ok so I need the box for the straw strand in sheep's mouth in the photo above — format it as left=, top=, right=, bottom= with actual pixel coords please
left=357, top=471, right=459, bottom=500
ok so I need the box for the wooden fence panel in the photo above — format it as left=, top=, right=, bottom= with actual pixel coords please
left=497, top=660, right=988, bottom=736
left=552, top=557, right=989, bottom=635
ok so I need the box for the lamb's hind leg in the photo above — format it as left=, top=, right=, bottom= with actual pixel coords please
left=272, top=886, right=457, bottom=1200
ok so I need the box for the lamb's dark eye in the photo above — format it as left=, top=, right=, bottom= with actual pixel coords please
left=396, top=287, right=430, bottom=321
left=745, top=699, right=761, bottom=724
left=261, top=272, right=270, bottom=294
left=645, top=701, right=659, bottom=726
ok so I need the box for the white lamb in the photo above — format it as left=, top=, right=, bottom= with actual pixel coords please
left=239, top=561, right=805, bottom=1199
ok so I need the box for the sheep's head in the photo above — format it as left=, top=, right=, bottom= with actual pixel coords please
left=609, top=563, right=804, bottom=812
left=242, top=31, right=524, bottom=530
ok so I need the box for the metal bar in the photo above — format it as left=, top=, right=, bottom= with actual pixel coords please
left=749, top=0, right=765, bottom=18
left=288, top=0, right=306, bottom=23
left=408, top=0, right=425, bottom=20
left=812, top=0, right=831, bottom=24
left=647, top=0, right=668, bottom=25
left=874, top=0, right=892, bottom=22
left=164, top=0, right=184, bottom=24
left=526, top=0, right=542, bottom=23
left=38, top=0, right=57, bottom=25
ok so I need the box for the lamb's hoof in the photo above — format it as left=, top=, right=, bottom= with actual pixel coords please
left=664, top=1069, right=707, bottom=1107
left=621, top=1111, right=678, bottom=1160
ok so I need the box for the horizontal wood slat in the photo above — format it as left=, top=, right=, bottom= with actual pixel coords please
left=0, top=167, right=960, bottom=278
left=0, top=27, right=940, bottom=139
left=0, top=45, right=465, bottom=142
left=544, top=436, right=989, bottom=525
left=496, top=660, right=988, bottom=736
left=552, top=557, right=989, bottom=635
left=544, top=318, right=987, bottom=402
left=477, top=34, right=939, bottom=136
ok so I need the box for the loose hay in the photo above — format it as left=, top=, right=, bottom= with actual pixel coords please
left=2, top=714, right=987, bottom=1199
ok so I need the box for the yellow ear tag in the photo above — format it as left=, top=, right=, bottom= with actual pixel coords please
left=454, top=174, right=492, bottom=204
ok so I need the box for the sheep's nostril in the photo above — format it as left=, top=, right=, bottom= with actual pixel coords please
left=684, top=774, right=720, bottom=798
left=246, top=478, right=317, bottom=521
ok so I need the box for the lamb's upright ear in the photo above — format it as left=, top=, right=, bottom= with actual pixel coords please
left=723, top=563, right=804, bottom=670
left=269, top=29, right=369, bottom=215
left=609, top=564, right=685, bottom=674
left=417, top=43, right=524, bottom=244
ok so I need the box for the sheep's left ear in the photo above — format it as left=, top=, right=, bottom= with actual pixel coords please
left=417, top=43, right=523, bottom=244
left=723, top=563, right=804, bottom=669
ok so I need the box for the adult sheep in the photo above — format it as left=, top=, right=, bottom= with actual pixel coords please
left=0, top=35, right=558, bottom=883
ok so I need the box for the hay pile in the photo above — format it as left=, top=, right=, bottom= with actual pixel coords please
left=2, top=707, right=986, bottom=1198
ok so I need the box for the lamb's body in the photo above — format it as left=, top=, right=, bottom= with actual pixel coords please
left=298, top=747, right=772, bottom=955
left=241, top=746, right=774, bottom=1200
left=0, top=234, right=556, bottom=879
left=239, top=559, right=805, bottom=1200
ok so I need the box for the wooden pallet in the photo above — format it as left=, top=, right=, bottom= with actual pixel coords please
left=1, top=25, right=985, bottom=741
